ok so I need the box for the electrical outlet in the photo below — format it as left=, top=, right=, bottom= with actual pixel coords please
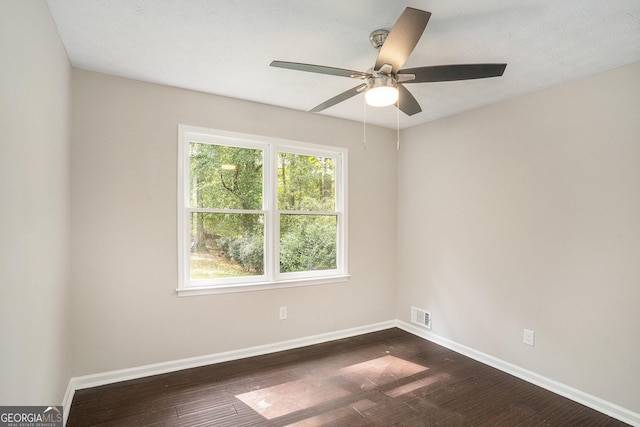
left=279, top=306, right=287, bottom=320
left=523, top=329, right=535, bottom=346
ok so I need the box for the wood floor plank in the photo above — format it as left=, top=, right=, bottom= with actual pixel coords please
left=475, top=403, right=538, bottom=426
left=66, top=328, right=630, bottom=427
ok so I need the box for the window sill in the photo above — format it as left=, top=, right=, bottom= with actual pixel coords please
left=176, top=275, right=351, bottom=297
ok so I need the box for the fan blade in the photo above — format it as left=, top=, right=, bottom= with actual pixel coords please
left=375, top=8, right=431, bottom=73
left=270, top=61, right=370, bottom=79
left=399, top=63, right=507, bottom=83
left=310, top=83, right=367, bottom=112
left=396, top=84, right=422, bottom=116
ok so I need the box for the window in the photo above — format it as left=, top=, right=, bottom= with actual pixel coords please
left=177, top=125, right=348, bottom=295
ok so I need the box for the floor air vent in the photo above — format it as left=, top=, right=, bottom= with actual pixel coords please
left=411, top=306, right=432, bottom=330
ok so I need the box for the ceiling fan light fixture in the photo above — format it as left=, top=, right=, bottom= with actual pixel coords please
left=365, top=75, right=398, bottom=107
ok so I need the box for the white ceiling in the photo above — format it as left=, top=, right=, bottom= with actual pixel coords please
left=47, top=0, right=640, bottom=129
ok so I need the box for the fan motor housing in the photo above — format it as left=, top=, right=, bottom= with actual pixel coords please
left=366, top=74, right=396, bottom=90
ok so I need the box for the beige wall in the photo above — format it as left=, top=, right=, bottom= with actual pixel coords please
left=0, top=1, right=71, bottom=404
left=397, top=62, right=640, bottom=412
left=70, top=69, right=398, bottom=376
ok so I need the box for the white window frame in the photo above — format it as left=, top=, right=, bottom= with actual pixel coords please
left=177, top=125, right=349, bottom=296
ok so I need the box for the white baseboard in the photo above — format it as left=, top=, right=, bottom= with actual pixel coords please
left=62, top=319, right=639, bottom=427
left=62, top=378, right=74, bottom=426
left=395, top=320, right=640, bottom=427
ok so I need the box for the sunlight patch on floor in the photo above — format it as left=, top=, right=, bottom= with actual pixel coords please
left=236, top=377, right=350, bottom=419
left=336, top=355, right=428, bottom=389
left=236, top=355, right=428, bottom=420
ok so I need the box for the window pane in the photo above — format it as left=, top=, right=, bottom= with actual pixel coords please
left=190, top=143, right=263, bottom=210
left=280, top=214, right=337, bottom=273
left=190, top=212, right=264, bottom=280
left=278, top=153, right=335, bottom=211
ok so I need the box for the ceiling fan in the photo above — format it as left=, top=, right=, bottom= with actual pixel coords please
left=270, top=7, right=507, bottom=116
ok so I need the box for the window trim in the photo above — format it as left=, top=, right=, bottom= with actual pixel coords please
left=177, top=125, right=349, bottom=296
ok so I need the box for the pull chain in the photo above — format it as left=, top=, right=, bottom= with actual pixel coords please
left=363, top=96, right=367, bottom=150
left=396, top=102, right=400, bottom=151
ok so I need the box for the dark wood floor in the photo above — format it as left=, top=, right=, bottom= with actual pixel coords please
left=67, top=328, right=628, bottom=426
